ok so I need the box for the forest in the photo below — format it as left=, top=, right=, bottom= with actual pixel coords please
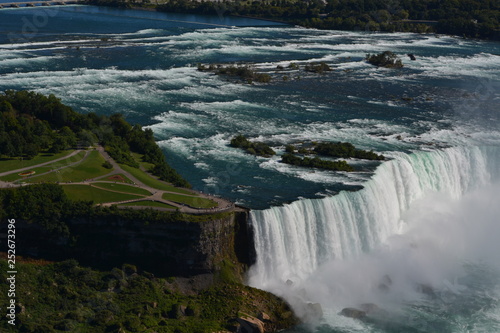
left=88, top=0, right=499, bottom=40
left=0, top=90, right=189, bottom=187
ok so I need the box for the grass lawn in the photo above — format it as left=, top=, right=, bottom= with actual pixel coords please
left=62, top=185, right=143, bottom=204
left=0, top=151, right=87, bottom=182
left=25, top=150, right=112, bottom=183
left=92, top=182, right=152, bottom=196
left=118, top=200, right=177, bottom=209
left=162, top=193, right=217, bottom=209
left=0, top=150, right=75, bottom=173
left=120, top=164, right=193, bottom=195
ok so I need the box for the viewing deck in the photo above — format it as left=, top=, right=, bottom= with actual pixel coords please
left=0, top=0, right=82, bottom=8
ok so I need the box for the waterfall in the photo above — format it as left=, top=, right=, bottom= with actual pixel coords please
left=248, top=146, right=500, bottom=289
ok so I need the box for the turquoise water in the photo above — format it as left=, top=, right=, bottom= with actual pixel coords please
left=2, top=6, right=498, bottom=209
left=1, top=6, right=500, bottom=332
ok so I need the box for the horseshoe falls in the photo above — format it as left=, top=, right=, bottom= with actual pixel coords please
left=249, top=146, right=500, bottom=283
left=249, top=146, right=500, bottom=332
left=1, top=5, right=500, bottom=332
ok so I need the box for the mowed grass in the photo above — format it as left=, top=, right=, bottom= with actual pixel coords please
left=25, top=150, right=112, bottom=183
left=62, top=185, right=143, bottom=204
left=0, top=151, right=87, bottom=182
left=0, top=150, right=75, bottom=173
left=92, top=182, right=152, bottom=196
left=120, top=164, right=193, bottom=195
left=118, top=200, right=177, bottom=209
left=162, top=193, right=217, bottom=209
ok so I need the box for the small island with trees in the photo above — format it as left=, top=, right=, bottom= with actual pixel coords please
left=366, top=51, right=404, bottom=68
left=314, top=142, right=385, bottom=160
left=230, top=135, right=385, bottom=172
left=230, top=134, right=276, bottom=157
left=281, top=153, right=354, bottom=172
left=197, top=63, right=272, bottom=84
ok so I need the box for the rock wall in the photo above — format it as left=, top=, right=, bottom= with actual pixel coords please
left=1, top=210, right=254, bottom=277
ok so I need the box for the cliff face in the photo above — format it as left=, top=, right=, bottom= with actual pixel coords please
left=4, top=210, right=255, bottom=278
left=0, top=209, right=301, bottom=333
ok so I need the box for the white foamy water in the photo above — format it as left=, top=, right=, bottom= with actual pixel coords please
left=249, top=145, right=500, bottom=285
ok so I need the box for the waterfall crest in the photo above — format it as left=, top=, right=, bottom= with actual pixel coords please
left=248, top=146, right=500, bottom=288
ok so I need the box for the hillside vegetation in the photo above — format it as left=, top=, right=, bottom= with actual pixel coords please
left=0, top=90, right=188, bottom=187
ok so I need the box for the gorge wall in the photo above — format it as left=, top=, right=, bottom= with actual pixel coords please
left=1, top=209, right=255, bottom=278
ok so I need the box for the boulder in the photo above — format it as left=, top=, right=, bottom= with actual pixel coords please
left=168, top=304, right=187, bottom=319
left=257, top=312, right=271, bottom=322
left=304, top=302, right=323, bottom=322
left=407, top=53, right=416, bottom=60
left=416, top=283, right=437, bottom=298
left=236, top=314, right=265, bottom=333
left=340, top=307, right=366, bottom=319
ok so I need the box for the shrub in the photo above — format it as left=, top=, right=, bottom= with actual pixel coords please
left=102, top=161, right=113, bottom=169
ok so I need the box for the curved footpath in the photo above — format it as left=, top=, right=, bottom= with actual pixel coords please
left=0, top=146, right=236, bottom=214
left=0, top=149, right=84, bottom=178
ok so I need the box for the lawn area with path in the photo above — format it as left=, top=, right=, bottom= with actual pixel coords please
left=118, top=200, right=177, bottom=210
left=92, top=182, right=152, bottom=196
left=120, top=164, right=193, bottom=195
left=24, top=150, right=112, bottom=183
left=0, top=145, right=235, bottom=213
left=0, top=151, right=87, bottom=182
left=0, top=149, right=78, bottom=175
left=162, top=192, right=218, bottom=209
left=62, top=184, right=144, bottom=204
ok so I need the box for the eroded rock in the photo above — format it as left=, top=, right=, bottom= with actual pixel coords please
left=304, top=302, right=323, bottom=322
left=340, top=307, right=366, bottom=319
left=236, top=314, right=265, bottom=333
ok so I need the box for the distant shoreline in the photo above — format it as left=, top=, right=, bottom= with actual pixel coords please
left=83, top=0, right=499, bottom=41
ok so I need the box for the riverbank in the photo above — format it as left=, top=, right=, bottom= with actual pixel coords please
left=85, top=0, right=499, bottom=40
